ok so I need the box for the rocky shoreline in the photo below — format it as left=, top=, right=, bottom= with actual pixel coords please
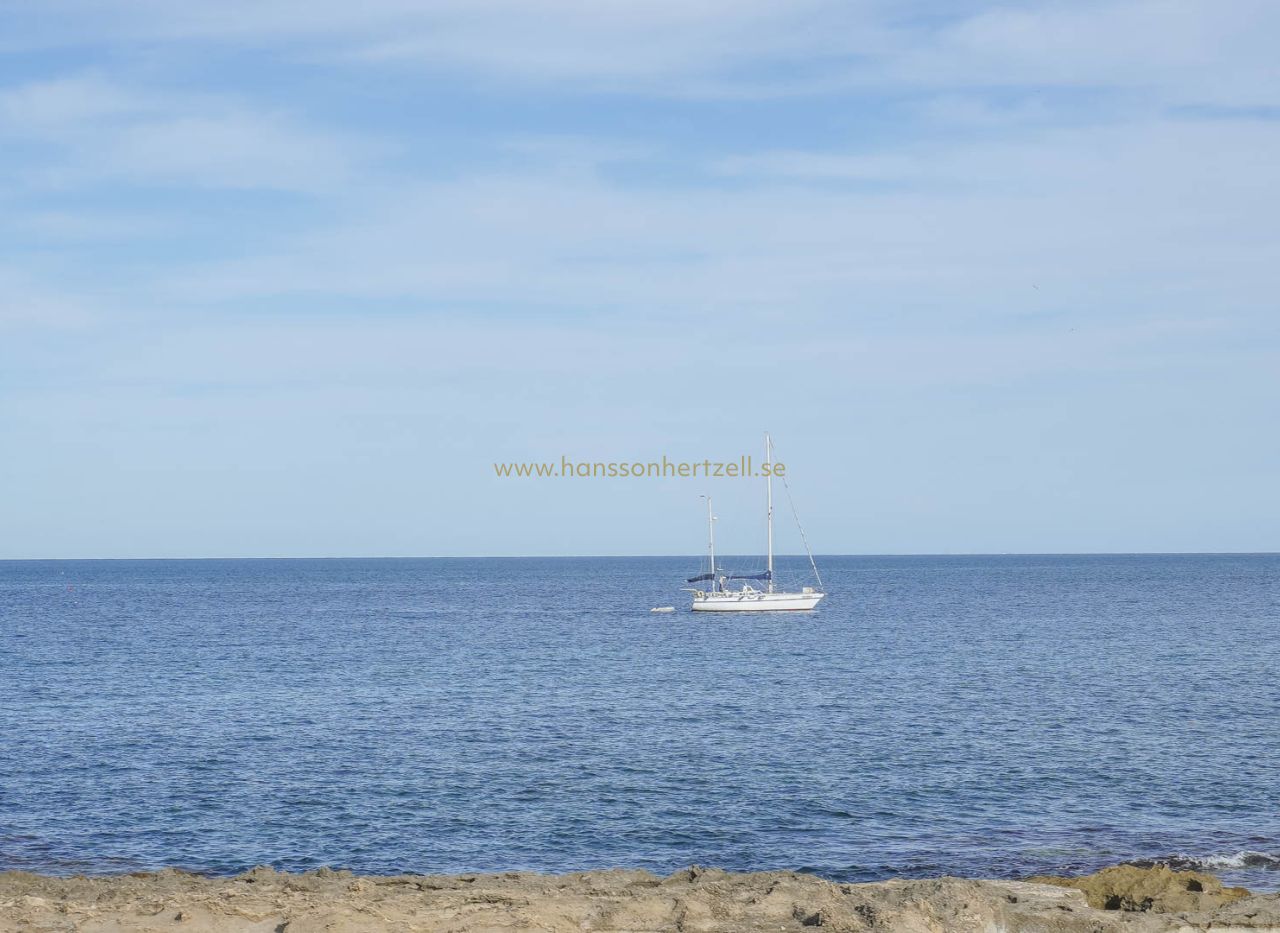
left=2, top=863, right=1278, bottom=932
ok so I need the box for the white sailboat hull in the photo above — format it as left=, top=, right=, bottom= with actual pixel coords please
left=685, top=434, right=826, bottom=614
left=691, top=590, right=824, bottom=612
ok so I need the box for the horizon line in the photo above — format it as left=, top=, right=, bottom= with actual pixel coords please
left=2, top=551, right=1277, bottom=562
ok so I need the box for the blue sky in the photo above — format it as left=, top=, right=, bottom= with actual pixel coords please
left=1, top=0, right=1277, bottom=558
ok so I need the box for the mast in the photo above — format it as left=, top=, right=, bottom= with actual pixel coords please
left=765, top=432, right=774, bottom=593
left=702, top=494, right=716, bottom=592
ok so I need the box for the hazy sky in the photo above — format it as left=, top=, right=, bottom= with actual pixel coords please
left=1, top=0, right=1277, bottom=558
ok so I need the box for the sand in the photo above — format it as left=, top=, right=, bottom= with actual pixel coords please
left=3, top=863, right=1280, bottom=932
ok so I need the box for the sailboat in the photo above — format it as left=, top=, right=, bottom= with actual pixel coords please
left=686, top=434, right=825, bottom=612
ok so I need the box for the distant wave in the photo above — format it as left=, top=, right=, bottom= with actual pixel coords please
left=1129, top=852, right=1280, bottom=872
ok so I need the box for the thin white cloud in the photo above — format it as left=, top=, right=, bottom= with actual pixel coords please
left=713, top=150, right=924, bottom=183
left=11, top=0, right=885, bottom=80
left=4, top=209, right=169, bottom=242
left=0, top=75, right=362, bottom=192
left=0, top=75, right=148, bottom=127
left=0, top=267, right=101, bottom=332
left=148, top=113, right=1280, bottom=328
left=5, top=0, right=1277, bottom=105
left=925, top=0, right=1280, bottom=102
left=102, top=113, right=353, bottom=191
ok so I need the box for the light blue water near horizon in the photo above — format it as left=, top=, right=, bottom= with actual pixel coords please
left=2, top=555, right=1279, bottom=888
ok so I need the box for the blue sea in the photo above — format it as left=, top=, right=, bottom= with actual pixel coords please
left=2, top=555, right=1279, bottom=889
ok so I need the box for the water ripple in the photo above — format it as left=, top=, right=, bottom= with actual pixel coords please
left=1, top=555, right=1279, bottom=889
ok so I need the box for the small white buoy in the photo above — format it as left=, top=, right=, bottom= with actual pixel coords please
left=650, top=606, right=676, bottom=613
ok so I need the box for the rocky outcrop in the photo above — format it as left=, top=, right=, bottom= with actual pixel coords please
left=1, top=864, right=1278, bottom=932
left=1029, top=864, right=1253, bottom=912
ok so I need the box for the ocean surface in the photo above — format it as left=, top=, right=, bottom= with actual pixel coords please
left=2, top=555, right=1279, bottom=889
